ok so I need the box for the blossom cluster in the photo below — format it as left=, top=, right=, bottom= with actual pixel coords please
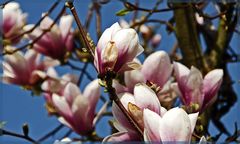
left=1, top=2, right=223, bottom=143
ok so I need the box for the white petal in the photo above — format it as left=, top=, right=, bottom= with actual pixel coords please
left=134, top=83, right=161, bottom=114
left=160, top=108, right=192, bottom=142
left=143, top=109, right=161, bottom=141
left=188, top=112, right=199, bottom=133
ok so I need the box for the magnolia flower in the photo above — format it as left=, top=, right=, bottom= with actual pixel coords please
left=104, top=83, right=167, bottom=142
left=2, top=48, right=55, bottom=87
left=143, top=107, right=199, bottom=143
left=173, top=62, right=223, bottom=112
left=1, top=2, right=27, bottom=44
left=94, top=22, right=143, bottom=76
left=41, top=68, right=78, bottom=114
left=113, top=51, right=173, bottom=94
left=52, top=80, right=100, bottom=135
left=24, top=15, right=74, bottom=60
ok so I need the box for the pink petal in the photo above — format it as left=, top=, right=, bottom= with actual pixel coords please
left=185, top=66, right=204, bottom=106
left=143, top=109, right=161, bottom=142
left=134, top=83, right=161, bottom=114
left=173, top=62, right=190, bottom=81
left=142, top=51, right=172, bottom=87
left=71, top=95, right=91, bottom=133
left=63, top=83, right=81, bottom=105
left=112, top=80, right=126, bottom=94
left=202, top=69, right=223, bottom=110
left=124, top=69, right=144, bottom=92
left=112, top=93, right=136, bottom=132
left=83, top=79, right=100, bottom=120
left=52, top=94, right=72, bottom=120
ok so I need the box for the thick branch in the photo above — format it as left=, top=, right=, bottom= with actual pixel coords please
left=173, top=3, right=208, bottom=73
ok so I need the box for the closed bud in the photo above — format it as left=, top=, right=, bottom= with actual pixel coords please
left=22, top=123, right=29, bottom=136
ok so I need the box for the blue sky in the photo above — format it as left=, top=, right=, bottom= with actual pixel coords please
left=0, top=0, right=239, bottom=143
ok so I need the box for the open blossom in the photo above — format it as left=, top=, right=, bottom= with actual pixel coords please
left=113, top=51, right=172, bottom=94
left=1, top=2, right=27, bottom=44
left=103, top=83, right=167, bottom=142
left=173, top=62, right=223, bottom=112
left=52, top=80, right=100, bottom=135
left=2, top=48, right=55, bottom=87
left=94, top=22, right=143, bottom=76
left=41, top=68, right=78, bottom=114
left=24, top=15, right=74, bottom=60
left=143, top=107, right=198, bottom=143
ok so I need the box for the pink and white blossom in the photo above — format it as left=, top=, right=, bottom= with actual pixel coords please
left=52, top=80, right=100, bottom=135
left=94, top=22, right=143, bottom=75
left=2, top=48, right=55, bottom=87
left=173, top=62, right=223, bottom=112
left=24, top=15, right=74, bottom=60
left=143, top=107, right=199, bottom=143
left=104, top=83, right=167, bottom=142
left=1, top=2, right=27, bottom=44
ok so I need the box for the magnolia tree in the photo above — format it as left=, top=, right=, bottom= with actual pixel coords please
left=0, top=0, right=239, bottom=143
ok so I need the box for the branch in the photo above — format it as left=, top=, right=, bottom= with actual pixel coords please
left=65, top=1, right=95, bottom=58
left=124, top=1, right=189, bottom=13
left=207, top=3, right=238, bottom=68
left=130, top=0, right=162, bottom=32
left=1, top=128, right=38, bottom=144
left=37, top=124, right=64, bottom=142
left=104, top=72, right=143, bottom=138
left=94, top=2, right=102, bottom=39
left=172, top=3, right=209, bottom=73
left=0, top=0, right=13, bottom=8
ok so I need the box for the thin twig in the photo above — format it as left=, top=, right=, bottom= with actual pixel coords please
left=37, top=124, right=64, bottom=142
left=85, top=3, right=95, bottom=29
left=60, top=129, right=72, bottom=140
left=94, top=2, right=102, bottom=39
left=130, top=0, right=162, bottom=29
left=193, top=4, right=228, bottom=20
left=105, top=72, right=143, bottom=138
left=131, top=19, right=175, bottom=31
left=124, top=1, right=189, bottom=13
left=10, top=0, right=61, bottom=42
left=0, top=0, right=13, bottom=8
left=66, top=62, right=94, bottom=82
left=1, top=128, right=38, bottom=144
left=65, top=1, right=95, bottom=58
left=77, top=63, right=89, bottom=85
